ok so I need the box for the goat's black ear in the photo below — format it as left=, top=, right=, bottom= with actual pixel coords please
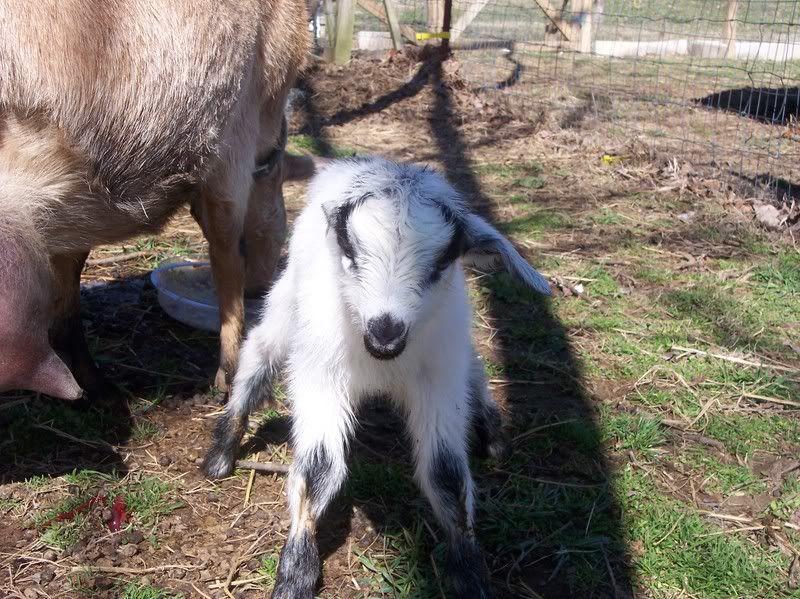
left=461, top=214, right=551, bottom=296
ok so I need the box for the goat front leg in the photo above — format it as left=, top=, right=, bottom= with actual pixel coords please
left=272, top=376, right=353, bottom=599
left=409, top=382, right=493, bottom=598
left=191, top=190, right=247, bottom=392
left=49, top=251, right=108, bottom=397
left=203, top=268, right=296, bottom=478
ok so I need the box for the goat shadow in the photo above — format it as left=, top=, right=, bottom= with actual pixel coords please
left=256, top=56, right=636, bottom=598
left=696, top=86, right=800, bottom=124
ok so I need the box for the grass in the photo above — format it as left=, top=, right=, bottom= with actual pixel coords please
left=287, top=134, right=357, bottom=158
left=131, top=420, right=163, bottom=443
left=621, top=467, right=794, bottom=599
left=30, top=471, right=182, bottom=550
left=120, top=582, right=184, bottom=599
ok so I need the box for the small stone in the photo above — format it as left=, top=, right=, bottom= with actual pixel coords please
left=42, top=549, right=57, bottom=561
left=117, top=543, right=139, bottom=558
left=246, top=558, right=261, bottom=571
left=159, top=455, right=172, bottom=467
left=22, top=528, right=37, bottom=540
left=39, top=567, right=55, bottom=584
left=171, top=568, right=187, bottom=579
left=93, top=576, right=114, bottom=590
left=140, top=576, right=152, bottom=587
left=23, top=588, right=37, bottom=599
left=180, top=405, right=192, bottom=416
left=126, top=530, right=145, bottom=545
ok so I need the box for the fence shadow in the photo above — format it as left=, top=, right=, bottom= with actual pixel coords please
left=288, top=56, right=635, bottom=597
left=696, top=87, right=800, bottom=124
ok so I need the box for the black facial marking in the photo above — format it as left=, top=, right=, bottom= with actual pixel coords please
left=426, top=219, right=466, bottom=286
left=272, top=528, right=320, bottom=599
left=332, top=193, right=373, bottom=262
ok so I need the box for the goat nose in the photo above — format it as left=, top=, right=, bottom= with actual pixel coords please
left=367, top=314, right=406, bottom=346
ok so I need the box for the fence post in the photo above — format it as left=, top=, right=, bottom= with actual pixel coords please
left=427, top=0, right=444, bottom=35
left=382, top=0, right=403, bottom=51
left=571, top=0, right=593, bottom=54
left=441, top=0, right=452, bottom=53
left=323, top=0, right=337, bottom=61
left=724, top=0, right=738, bottom=59
left=334, top=0, right=355, bottom=64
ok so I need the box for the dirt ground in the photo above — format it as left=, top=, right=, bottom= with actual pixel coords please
left=1, top=50, right=799, bottom=599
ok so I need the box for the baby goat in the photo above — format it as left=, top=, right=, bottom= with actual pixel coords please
left=203, top=157, right=551, bottom=598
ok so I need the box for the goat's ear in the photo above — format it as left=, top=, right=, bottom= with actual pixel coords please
left=460, top=213, right=551, bottom=296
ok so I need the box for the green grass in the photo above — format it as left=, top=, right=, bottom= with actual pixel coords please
left=123, top=477, right=183, bottom=536
left=682, top=449, right=767, bottom=496
left=132, top=420, right=163, bottom=443
left=120, top=582, right=184, bottom=599
left=621, top=467, right=794, bottom=598
left=31, top=471, right=182, bottom=550
left=287, top=134, right=357, bottom=158
left=258, top=554, right=280, bottom=588
left=704, top=413, right=800, bottom=457
left=601, top=411, right=665, bottom=457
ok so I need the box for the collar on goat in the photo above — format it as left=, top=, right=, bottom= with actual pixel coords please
left=252, top=118, right=288, bottom=180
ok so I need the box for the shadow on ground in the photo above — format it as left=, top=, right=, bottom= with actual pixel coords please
left=0, top=275, right=218, bottom=484
left=281, top=55, right=636, bottom=597
left=696, top=86, right=800, bottom=124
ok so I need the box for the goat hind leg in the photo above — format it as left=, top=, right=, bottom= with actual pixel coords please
left=412, top=394, right=493, bottom=598
left=468, top=354, right=510, bottom=462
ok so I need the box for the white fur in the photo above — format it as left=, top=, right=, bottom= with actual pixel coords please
left=207, top=156, right=551, bottom=594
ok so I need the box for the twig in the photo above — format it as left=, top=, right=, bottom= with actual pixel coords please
left=244, top=452, right=259, bottom=506
left=497, top=469, right=606, bottom=489
left=208, top=575, right=271, bottom=589
left=488, top=378, right=548, bottom=386
left=742, top=393, right=800, bottom=409
left=31, top=424, right=114, bottom=450
left=698, top=510, right=753, bottom=523
left=235, top=460, right=290, bottom=474
left=670, top=345, right=798, bottom=373
left=70, top=564, right=200, bottom=575
left=512, top=419, right=576, bottom=444
left=86, top=251, right=149, bottom=266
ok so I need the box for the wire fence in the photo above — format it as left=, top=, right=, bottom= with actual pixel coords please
left=315, top=1, right=800, bottom=201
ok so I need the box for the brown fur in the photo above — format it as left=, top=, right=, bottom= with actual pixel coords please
left=0, top=0, right=310, bottom=397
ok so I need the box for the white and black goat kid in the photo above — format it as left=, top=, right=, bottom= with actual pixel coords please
left=203, top=157, right=551, bottom=599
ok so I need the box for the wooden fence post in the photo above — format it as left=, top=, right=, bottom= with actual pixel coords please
left=571, top=0, right=593, bottom=54
left=334, top=0, right=355, bottom=64
left=427, top=0, right=444, bottom=34
left=724, top=0, right=738, bottom=59
left=382, top=0, right=403, bottom=51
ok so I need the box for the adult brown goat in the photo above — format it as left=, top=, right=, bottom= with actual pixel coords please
left=0, top=0, right=313, bottom=399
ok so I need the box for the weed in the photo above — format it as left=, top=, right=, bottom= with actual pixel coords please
left=120, top=582, right=184, bottom=599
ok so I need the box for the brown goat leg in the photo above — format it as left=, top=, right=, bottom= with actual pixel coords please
left=192, top=192, right=246, bottom=393
left=49, top=252, right=109, bottom=396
